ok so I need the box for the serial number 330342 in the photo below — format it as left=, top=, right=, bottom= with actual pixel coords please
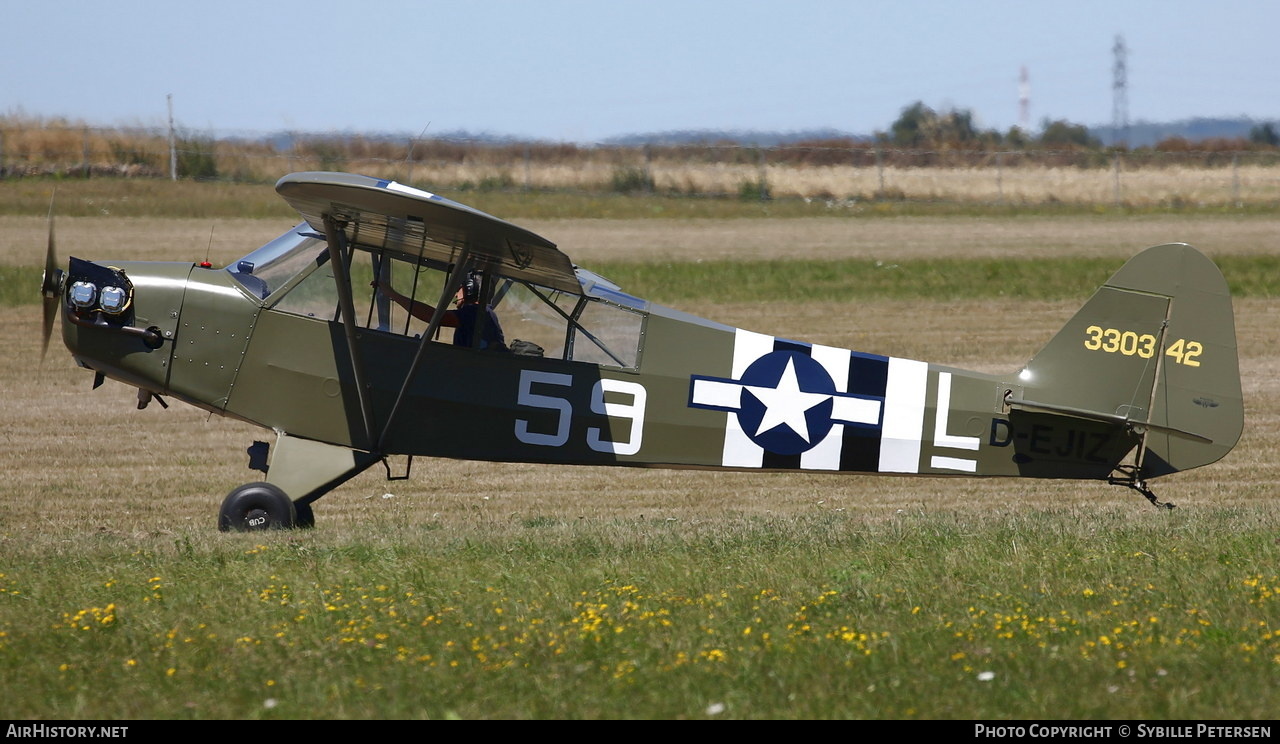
left=1083, top=325, right=1203, bottom=367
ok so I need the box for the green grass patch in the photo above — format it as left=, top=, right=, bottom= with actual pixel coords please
left=0, top=266, right=39, bottom=307
left=4, top=177, right=1278, bottom=220
left=0, top=178, right=293, bottom=219
left=591, top=255, right=1280, bottom=305
left=1, top=508, right=1277, bottom=719
left=7, top=256, right=1278, bottom=309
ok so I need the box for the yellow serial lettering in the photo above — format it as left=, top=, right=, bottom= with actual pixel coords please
left=1083, top=326, right=1202, bottom=366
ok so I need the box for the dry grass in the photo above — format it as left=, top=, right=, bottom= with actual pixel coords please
left=4, top=117, right=1280, bottom=206
left=654, top=162, right=1280, bottom=205
left=3, top=213, right=1279, bottom=269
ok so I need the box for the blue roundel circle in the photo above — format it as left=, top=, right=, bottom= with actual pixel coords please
left=736, top=350, right=837, bottom=455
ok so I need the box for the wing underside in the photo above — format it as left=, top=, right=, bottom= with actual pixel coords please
left=275, top=172, right=581, bottom=293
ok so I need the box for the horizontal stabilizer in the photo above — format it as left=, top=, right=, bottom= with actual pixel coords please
left=1006, top=395, right=1212, bottom=444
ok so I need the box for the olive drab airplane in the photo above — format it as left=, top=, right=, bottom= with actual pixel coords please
left=39, top=172, right=1244, bottom=531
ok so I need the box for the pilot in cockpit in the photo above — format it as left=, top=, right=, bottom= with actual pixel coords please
left=372, top=271, right=508, bottom=352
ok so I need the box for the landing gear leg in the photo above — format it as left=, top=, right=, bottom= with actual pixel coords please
left=293, top=499, right=316, bottom=529
left=221, top=433, right=381, bottom=532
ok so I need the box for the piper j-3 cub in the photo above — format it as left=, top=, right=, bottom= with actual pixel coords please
left=40, top=172, right=1243, bottom=530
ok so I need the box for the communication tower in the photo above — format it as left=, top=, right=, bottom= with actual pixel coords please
left=1019, top=66, right=1030, bottom=130
left=1112, top=35, right=1129, bottom=147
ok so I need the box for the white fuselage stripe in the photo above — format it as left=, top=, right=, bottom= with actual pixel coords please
left=723, top=329, right=774, bottom=467
left=801, top=343, right=853, bottom=470
left=879, top=357, right=928, bottom=473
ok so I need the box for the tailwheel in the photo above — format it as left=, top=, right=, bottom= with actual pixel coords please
left=1108, top=469, right=1176, bottom=510
left=218, top=482, right=297, bottom=531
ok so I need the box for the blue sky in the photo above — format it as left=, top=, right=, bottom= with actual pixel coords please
left=4, top=0, right=1277, bottom=143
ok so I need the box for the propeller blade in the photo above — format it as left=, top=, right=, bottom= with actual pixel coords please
left=40, top=193, right=60, bottom=362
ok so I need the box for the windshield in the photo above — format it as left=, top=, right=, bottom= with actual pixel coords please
left=575, top=267, right=646, bottom=309
left=227, top=222, right=328, bottom=299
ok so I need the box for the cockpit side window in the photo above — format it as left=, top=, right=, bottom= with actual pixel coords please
left=570, top=299, right=645, bottom=368
left=270, top=246, right=447, bottom=334
left=488, top=279, right=646, bottom=369
left=357, top=256, right=447, bottom=339
left=262, top=237, right=646, bottom=368
left=491, top=280, right=575, bottom=359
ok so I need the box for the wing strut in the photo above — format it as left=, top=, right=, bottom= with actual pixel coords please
left=376, top=245, right=474, bottom=451
left=322, top=214, right=379, bottom=451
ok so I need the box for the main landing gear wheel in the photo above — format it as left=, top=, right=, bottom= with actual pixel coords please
left=218, top=482, right=297, bottom=532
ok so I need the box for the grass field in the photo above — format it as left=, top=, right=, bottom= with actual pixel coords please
left=1, top=195, right=1278, bottom=720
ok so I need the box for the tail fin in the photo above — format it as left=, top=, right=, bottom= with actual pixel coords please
left=1014, top=244, right=1242, bottom=476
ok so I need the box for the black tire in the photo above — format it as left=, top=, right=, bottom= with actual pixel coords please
left=218, top=482, right=296, bottom=532
left=293, top=500, right=315, bottom=529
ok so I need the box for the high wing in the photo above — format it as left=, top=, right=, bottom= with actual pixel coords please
left=275, top=171, right=581, bottom=294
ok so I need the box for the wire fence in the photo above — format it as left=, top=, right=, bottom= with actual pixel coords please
left=3, top=123, right=1279, bottom=207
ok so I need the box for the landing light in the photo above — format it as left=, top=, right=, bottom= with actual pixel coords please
left=100, top=286, right=129, bottom=314
left=1018, top=368, right=1033, bottom=382
left=69, top=281, right=97, bottom=310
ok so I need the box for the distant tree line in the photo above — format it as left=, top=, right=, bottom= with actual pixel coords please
left=1, top=107, right=1277, bottom=187
left=878, top=100, right=1280, bottom=152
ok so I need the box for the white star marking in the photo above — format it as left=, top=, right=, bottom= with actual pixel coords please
left=742, top=357, right=834, bottom=442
